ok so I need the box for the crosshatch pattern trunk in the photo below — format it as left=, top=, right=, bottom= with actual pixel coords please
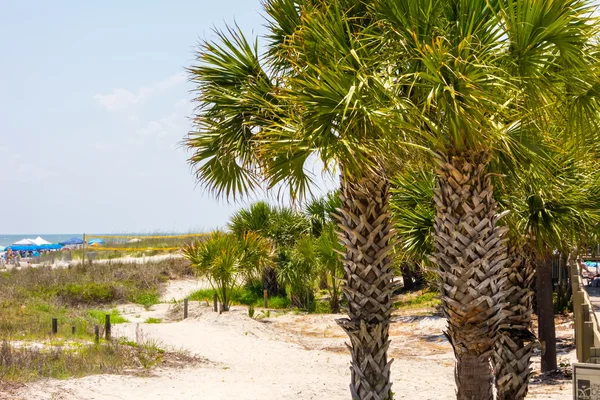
left=494, top=245, right=536, bottom=400
left=432, top=153, right=509, bottom=400
left=335, top=167, right=395, bottom=400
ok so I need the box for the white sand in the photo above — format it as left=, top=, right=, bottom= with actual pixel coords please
left=4, top=280, right=574, bottom=400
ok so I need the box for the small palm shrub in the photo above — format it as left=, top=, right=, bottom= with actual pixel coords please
left=183, top=231, right=272, bottom=311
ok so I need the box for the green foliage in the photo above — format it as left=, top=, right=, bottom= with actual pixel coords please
left=267, top=296, right=290, bottom=309
left=187, top=286, right=290, bottom=309
left=129, top=291, right=160, bottom=309
left=144, top=318, right=162, bottom=324
left=0, top=339, right=170, bottom=384
left=278, top=236, right=317, bottom=309
left=58, top=282, right=118, bottom=304
left=0, top=260, right=190, bottom=340
left=248, top=304, right=255, bottom=319
left=183, top=231, right=273, bottom=311
left=394, top=291, right=441, bottom=310
left=87, top=309, right=128, bottom=325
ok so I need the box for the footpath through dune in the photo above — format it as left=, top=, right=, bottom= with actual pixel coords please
left=5, top=279, right=574, bottom=400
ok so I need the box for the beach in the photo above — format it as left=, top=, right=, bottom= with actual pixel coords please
left=2, top=278, right=574, bottom=400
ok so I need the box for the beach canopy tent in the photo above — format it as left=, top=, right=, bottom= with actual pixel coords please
left=59, top=237, right=84, bottom=245
left=88, top=239, right=104, bottom=245
left=7, top=244, right=63, bottom=252
left=13, top=238, right=36, bottom=245
left=32, top=236, right=52, bottom=246
left=39, top=244, right=63, bottom=250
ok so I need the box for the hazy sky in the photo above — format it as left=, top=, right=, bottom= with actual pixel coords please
left=0, top=1, right=335, bottom=234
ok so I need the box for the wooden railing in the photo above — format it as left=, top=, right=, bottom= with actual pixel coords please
left=571, top=261, right=600, bottom=363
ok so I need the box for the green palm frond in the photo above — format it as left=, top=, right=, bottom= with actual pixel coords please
left=390, top=167, right=436, bottom=262
left=186, top=25, right=278, bottom=199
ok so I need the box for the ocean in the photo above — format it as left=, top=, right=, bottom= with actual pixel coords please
left=0, top=234, right=82, bottom=247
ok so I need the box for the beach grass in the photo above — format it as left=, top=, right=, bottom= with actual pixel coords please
left=393, top=290, right=441, bottom=311
left=0, top=259, right=193, bottom=340
left=0, top=258, right=199, bottom=387
left=188, top=287, right=291, bottom=309
left=0, top=338, right=198, bottom=384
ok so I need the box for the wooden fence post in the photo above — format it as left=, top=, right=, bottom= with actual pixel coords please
left=213, top=293, right=218, bottom=312
left=184, top=298, right=189, bottom=319
left=584, top=321, right=595, bottom=362
left=71, top=326, right=76, bottom=335
left=263, top=289, right=268, bottom=309
left=52, top=318, right=58, bottom=335
left=576, top=291, right=584, bottom=361
left=105, top=314, right=111, bottom=340
left=94, top=325, right=100, bottom=343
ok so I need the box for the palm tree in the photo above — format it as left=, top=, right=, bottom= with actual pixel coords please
left=372, top=1, right=598, bottom=397
left=229, top=202, right=310, bottom=297
left=183, top=231, right=272, bottom=311
left=390, top=166, right=436, bottom=291
left=186, top=3, right=403, bottom=398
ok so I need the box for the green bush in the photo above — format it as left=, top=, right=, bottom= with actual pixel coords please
left=187, top=287, right=290, bottom=309
left=268, top=296, right=290, bottom=309
left=144, top=318, right=162, bottom=324
left=394, top=290, right=440, bottom=309
left=129, top=290, right=160, bottom=309
left=88, top=309, right=128, bottom=324
left=58, top=283, right=117, bottom=304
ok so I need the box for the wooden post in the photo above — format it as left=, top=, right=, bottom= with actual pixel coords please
left=219, top=302, right=223, bottom=315
left=584, top=321, right=595, bottom=362
left=94, top=325, right=100, bottom=343
left=575, top=291, right=584, bottom=361
left=82, top=233, right=86, bottom=266
left=213, top=293, right=218, bottom=312
left=105, top=314, right=111, bottom=340
left=263, top=289, right=268, bottom=309
left=71, top=326, right=76, bottom=335
left=184, top=298, right=189, bottom=319
left=52, top=318, right=58, bottom=335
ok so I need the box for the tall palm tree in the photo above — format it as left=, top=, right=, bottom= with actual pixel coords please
left=372, top=1, right=598, bottom=397
left=185, top=3, right=404, bottom=398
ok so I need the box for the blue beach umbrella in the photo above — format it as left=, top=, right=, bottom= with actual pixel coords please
left=59, top=237, right=84, bottom=246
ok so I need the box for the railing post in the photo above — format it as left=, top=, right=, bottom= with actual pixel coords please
left=584, top=321, right=595, bottom=362
left=575, top=291, right=584, bottom=361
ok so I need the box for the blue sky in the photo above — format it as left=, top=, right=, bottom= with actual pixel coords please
left=0, top=1, right=334, bottom=234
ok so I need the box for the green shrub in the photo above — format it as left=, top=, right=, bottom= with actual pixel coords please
left=248, top=305, right=255, bottom=319
left=58, top=283, right=117, bottom=304
left=128, top=290, right=160, bottom=309
left=394, top=290, right=440, bottom=309
left=313, top=300, right=332, bottom=314
left=144, top=318, right=162, bottom=324
left=88, top=309, right=128, bottom=324
left=188, top=288, right=218, bottom=302
left=267, top=296, right=290, bottom=309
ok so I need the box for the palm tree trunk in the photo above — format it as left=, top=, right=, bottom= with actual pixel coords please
left=494, top=244, right=536, bottom=400
left=432, top=152, right=509, bottom=400
left=535, top=250, right=557, bottom=371
left=335, top=167, right=395, bottom=400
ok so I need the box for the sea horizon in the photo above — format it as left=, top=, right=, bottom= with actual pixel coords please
left=0, top=232, right=204, bottom=247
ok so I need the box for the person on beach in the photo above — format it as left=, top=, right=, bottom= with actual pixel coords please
left=580, top=258, right=600, bottom=287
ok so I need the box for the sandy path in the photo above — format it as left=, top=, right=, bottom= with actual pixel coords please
left=6, top=279, right=575, bottom=400
left=12, top=307, right=455, bottom=400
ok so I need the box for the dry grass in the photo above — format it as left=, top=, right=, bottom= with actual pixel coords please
left=0, top=258, right=200, bottom=386
left=0, top=339, right=201, bottom=383
left=0, top=259, right=193, bottom=340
